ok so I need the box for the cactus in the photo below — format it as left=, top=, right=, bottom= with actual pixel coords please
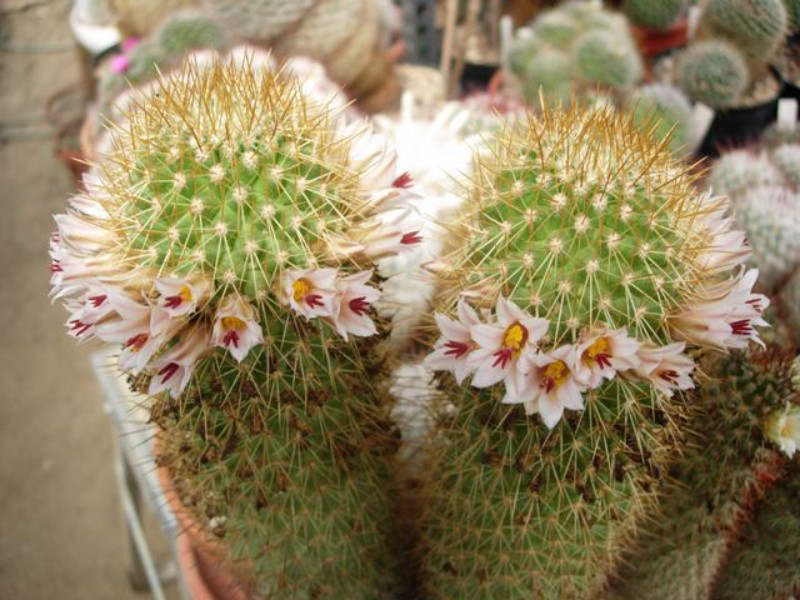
left=677, top=40, right=749, bottom=109
left=771, top=142, right=800, bottom=188
left=784, top=0, right=800, bottom=32
left=701, top=0, right=788, bottom=62
left=609, top=348, right=796, bottom=599
left=51, top=54, right=423, bottom=596
left=708, top=148, right=785, bottom=195
left=154, top=9, right=223, bottom=56
left=628, top=83, right=697, bottom=158
left=416, top=104, right=767, bottom=598
left=508, top=3, right=642, bottom=106
left=780, top=268, right=800, bottom=344
left=622, top=0, right=688, bottom=31
left=715, top=460, right=800, bottom=600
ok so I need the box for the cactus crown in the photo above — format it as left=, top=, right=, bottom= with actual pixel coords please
left=439, top=106, right=710, bottom=347
left=622, top=0, right=688, bottom=31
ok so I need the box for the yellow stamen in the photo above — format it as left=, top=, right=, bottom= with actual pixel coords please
left=221, top=316, right=246, bottom=331
left=292, top=278, right=311, bottom=302
left=543, top=360, right=569, bottom=386
left=502, top=322, right=529, bottom=358
left=584, top=337, right=610, bottom=362
left=179, top=285, right=193, bottom=301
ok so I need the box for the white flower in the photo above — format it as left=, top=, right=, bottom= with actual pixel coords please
left=148, top=325, right=210, bottom=398
left=53, top=212, right=114, bottom=253
left=332, top=207, right=424, bottom=260
left=345, top=120, right=398, bottom=193
left=155, top=274, right=212, bottom=317
left=764, top=404, right=800, bottom=458
left=283, top=268, right=340, bottom=319
left=691, top=196, right=750, bottom=274
left=331, top=270, right=381, bottom=340
left=211, top=295, right=264, bottom=362
left=670, top=268, right=769, bottom=350
left=63, top=286, right=116, bottom=341
left=423, top=298, right=481, bottom=384
left=573, top=327, right=641, bottom=388
left=633, top=342, right=695, bottom=398
left=505, top=345, right=586, bottom=429
left=468, top=296, right=549, bottom=389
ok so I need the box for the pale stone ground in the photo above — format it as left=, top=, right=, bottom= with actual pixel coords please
left=0, top=1, right=175, bottom=598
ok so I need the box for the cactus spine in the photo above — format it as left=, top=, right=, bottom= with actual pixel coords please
left=52, top=54, right=421, bottom=596
left=417, top=104, right=767, bottom=598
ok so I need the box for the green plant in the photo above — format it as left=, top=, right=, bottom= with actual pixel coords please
left=677, top=40, right=749, bottom=109
left=154, top=9, right=223, bottom=56
left=52, top=54, right=422, bottom=596
left=417, top=104, right=767, bottom=598
left=701, top=0, right=788, bottom=62
left=628, top=83, right=697, bottom=158
left=508, top=3, right=642, bottom=106
left=608, top=347, right=796, bottom=599
left=622, top=0, right=688, bottom=31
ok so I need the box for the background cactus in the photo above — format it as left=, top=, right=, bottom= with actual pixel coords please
left=416, top=104, right=766, bottom=598
left=621, top=0, right=688, bottom=31
left=154, top=8, right=224, bottom=56
left=707, top=144, right=800, bottom=292
left=676, top=40, right=749, bottom=109
left=628, top=83, right=698, bottom=158
left=700, top=0, right=788, bottom=62
left=507, top=3, right=643, bottom=106
left=53, top=54, right=420, bottom=596
left=608, top=347, right=797, bottom=599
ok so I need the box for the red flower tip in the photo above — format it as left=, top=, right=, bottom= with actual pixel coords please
left=348, top=296, right=370, bottom=316
left=400, top=231, right=422, bottom=245
left=392, top=172, right=413, bottom=189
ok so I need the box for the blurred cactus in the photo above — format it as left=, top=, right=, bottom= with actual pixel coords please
left=628, top=83, right=697, bottom=158
left=784, top=0, right=800, bottom=32
left=52, top=54, right=423, bottom=595
left=609, top=348, right=797, bottom=599
left=677, top=40, right=749, bottom=109
left=677, top=0, right=789, bottom=109
left=708, top=144, right=800, bottom=292
left=508, top=3, right=642, bottom=106
left=622, top=0, right=688, bottom=31
left=154, top=9, right=224, bottom=55
left=416, top=104, right=767, bottom=598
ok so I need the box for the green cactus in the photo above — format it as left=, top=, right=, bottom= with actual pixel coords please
left=416, top=104, right=767, bottom=598
left=784, top=0, right=800, bottom=32
left=574, top=30, right=643, bottom=90
left=608, top=348, right=796, bottom=599
left=203, top=0, right=318, bottom=42
left=154, top=9, right=224, bottom=56
left=715, top=460, right=800, bottom=600
left=628, top=83, right=696, bottom=158
left=701, top=0, right=788, bottom=62
left=509, top=4, right=642, bottom=106
left=772, top=142, right=800, bottom=188
left=708, top=148, right=785, bottom=196
left=622, top=0, right=688, bottom=31
left=52, top=55, right=418, bottom=596
left=677, top=40, right=749, bottom=109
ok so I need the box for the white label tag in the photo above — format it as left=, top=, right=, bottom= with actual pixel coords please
left=777, top=98, right=799, bottom=132
left=690, top=103, right=715, bottom=148
left=688, top=6, right=701, bottom=41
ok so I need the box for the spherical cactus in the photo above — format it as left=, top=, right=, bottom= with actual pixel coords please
left=52, top=53, right=421, bottom=596
left=204, top=0, right=317, bottom=41
left=154, top=9, right=224, bottom=56
left=734, top=186, right=800, bottom=290
left=628, top=83, right=696, bottom=158
left=574, top=30, right=643, bottom=90
left=708, top=148, right=785, bottom=196
left=532, top=9, right=580, bottom=49
left=622, top=0, right=688, bottom=31
left=417, top=104, right=767, bottom=598
left=520, top=46, right=575, bottom=105
left=677, top=40, right=749, bottom=109
left=771, top=142, right=800, bottom=188
left=701, top=0, right=788, bottom=62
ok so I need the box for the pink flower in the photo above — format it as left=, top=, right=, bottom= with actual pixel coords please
left=573, top=327, right=641, bottom=388
left=211, top=295, right=264, bottom=362
left=331, top=270, right=381, bottom=340
left=468, top=296, right=549, bottom=389
left=505, top=345, right=586, bottom=429
left=110, top=53, right=131, bottom=75
left=670, top=268, right=769, bottom=350
left=155, top=274, right=212, bottom=317
left=633, top=342, right=695, bottom=398
left=283, top=268, right=339, bottom=319
left=148, top=325, right=211, bottom=398
left=423, top=298, right=481, bottom=384
left=121, top=37, right=140, bottom=52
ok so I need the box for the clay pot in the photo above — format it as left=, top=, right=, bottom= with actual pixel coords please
left=633, top=18, right=689, bottom=61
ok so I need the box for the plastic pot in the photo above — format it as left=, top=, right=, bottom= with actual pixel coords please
left=698, top=95, right=779, bottom=158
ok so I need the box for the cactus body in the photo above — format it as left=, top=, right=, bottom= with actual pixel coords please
left=155, top=10, right=223, bottom=56
left=575, top=30, right=643, bottom=90
left=417, top=104, right=765, bottom=598
left=677, top=40, right=749, bottom=109
left=53, top=54, right=420, bottom=596
left=622, top=0, right=688, bottom=31
left=629, top=83, right=696, bottom=158
left=609, top=349, right=796, bottom=599
left=702, top=0, right=788, bottom=61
